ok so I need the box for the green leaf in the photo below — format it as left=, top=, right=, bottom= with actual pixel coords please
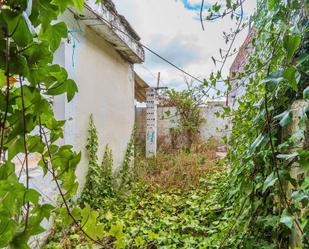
left=283, top=67, right=300, bottom=91
left=273, top=110, right=292, bottom=127
left=284, top=33, right=302, bottom=63
left=262, top=172, right=277, bottom=193
left=24, top=189, right=40, bottom=205
left=72, top=0, right=85, bottom=13
left=0, top=162, right=15, bottom=181
left=0, top=70, right=6, bottom=88
left=8, top=137, right=24, bottom=160
left=260, top=72, right=284, bottom=91
left=39, top=22, right=68, bottom=51
left=51, top=0, right=73, bottom=13
left=280, top=209, right=294, bottom=230
left=12, top=17, right=33, bottom=47
left=303, top=86, right=309, bottom=100
left=66, top=79, right=78, bottom=102
left=268, top=0, right=275, bottom=10
left=250, top=134, right=264, bottom=152
left=298, top=150, right=309, bottom=173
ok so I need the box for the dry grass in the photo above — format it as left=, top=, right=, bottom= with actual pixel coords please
left=133, top=150, right=223, bottom=192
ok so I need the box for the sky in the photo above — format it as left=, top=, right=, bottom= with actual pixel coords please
left=113, top=0, right=256, bottom=93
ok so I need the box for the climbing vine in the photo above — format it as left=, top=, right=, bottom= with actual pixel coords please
left=80, top=115, right=114, bottom=208
left=203, top=0, right=309, bottom=247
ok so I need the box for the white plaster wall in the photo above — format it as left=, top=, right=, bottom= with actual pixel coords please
left=53, top=11, right=135, bottom=191
left=136, top=104, right=228, bottom=147
left=67, top=27, right=135, bottom=190
left=200, top=105, right=228, bottom=142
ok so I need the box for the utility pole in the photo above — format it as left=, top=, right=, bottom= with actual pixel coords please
left=156, top=72, right=161, bottom=89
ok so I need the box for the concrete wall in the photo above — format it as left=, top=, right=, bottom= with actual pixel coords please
left=136, top=103, right=228, bottom=148
left=54, top=11, right=135, bottom=191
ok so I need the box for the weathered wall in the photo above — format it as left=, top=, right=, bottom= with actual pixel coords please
left=136, top=103, right=228, bottom=148
left=68, top=28, right=134, bottom=190
left=53, top=11, right=135, bottom=191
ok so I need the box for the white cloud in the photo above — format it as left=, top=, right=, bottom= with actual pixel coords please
left=113, top=0, right=256, bottom=92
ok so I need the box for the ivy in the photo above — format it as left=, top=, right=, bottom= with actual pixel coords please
left=80, top=115, right=114, bottom=209
left=206, top=0, right=309, bottom=247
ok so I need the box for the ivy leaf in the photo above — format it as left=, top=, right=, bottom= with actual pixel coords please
left=303, top=86, right=309, bottom=100
left=280, top=209, right=294, bottom=230
left=268, top=0, right=275, bottom=10
left=51, top=0, right=73, bottom=13
left=260, top=71, right=284, bottom=91
left=298, top=150, right=309, bottom=173
left=0, top=69, right=5, bottom=87
left=226, top=0, right=232, bottom=8
left=0, top=162, right=15, bottom=181
left=0, top=218, right=18, bottom=248
left=24, top=189, right=40, bottom=205
left=262, top=172, right=277, bottom=193
left=8, top=137, right=24, bottom=160
left=2, top=10, right=32, bottom=47
left=273, top=110, right=292, bottom=127
left=250, top=134, right=264, bottom=152
left=283, top=67, right=300, bottom=91
left=165, top=110, right=171, bottom=117
left=284, top=33, right=302, bottom=64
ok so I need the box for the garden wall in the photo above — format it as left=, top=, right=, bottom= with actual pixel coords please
left=135, top=101, right=229, bottom=149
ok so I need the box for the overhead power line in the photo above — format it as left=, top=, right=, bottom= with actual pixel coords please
left=69, top=5, right=225, bottom=94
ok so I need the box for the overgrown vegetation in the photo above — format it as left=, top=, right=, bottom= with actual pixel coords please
left=164, top=86, right=205, bottom=151
left=1, top=0, right=308, bottom=248
left=203, top=0, right=309, bottom=248
left=0, top=0, right=92, bottom=247
left=80, top=115, right=114, bottom=208
left=45, top=150, right=226, bottom=249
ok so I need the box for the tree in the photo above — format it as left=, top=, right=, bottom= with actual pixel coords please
left=164, top=80, right=205, bottom=150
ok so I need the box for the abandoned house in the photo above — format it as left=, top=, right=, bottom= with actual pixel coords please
left=52, top=0, right=148, bottom=190
left=19, top=0, right=148, bottom=208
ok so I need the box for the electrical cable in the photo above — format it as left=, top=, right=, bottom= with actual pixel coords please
left=69, top=5, right=226, bottom=94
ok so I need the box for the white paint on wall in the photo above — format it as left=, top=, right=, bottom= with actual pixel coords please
left=136, top=102, right=228, bottom=147
left=50, top=10, right=137, bottom=192
left=64, top=27, right=135, bottom=191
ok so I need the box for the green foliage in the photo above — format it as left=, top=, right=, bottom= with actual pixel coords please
left=118, top=127, right=136, bottom=187
left=208, top=0, right=309, bottom=247
left=45, top=153, right=228, bottom=249
left=0, top=0, right=87, bottom=247
left=164, top=87, right=205, bottom=150
left=80, top=116, right=136, bottom=209
left=80, top=115, right=114, bottom=208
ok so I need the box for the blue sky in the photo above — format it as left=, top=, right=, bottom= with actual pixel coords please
left=180, top=0, right=212, bottom=10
